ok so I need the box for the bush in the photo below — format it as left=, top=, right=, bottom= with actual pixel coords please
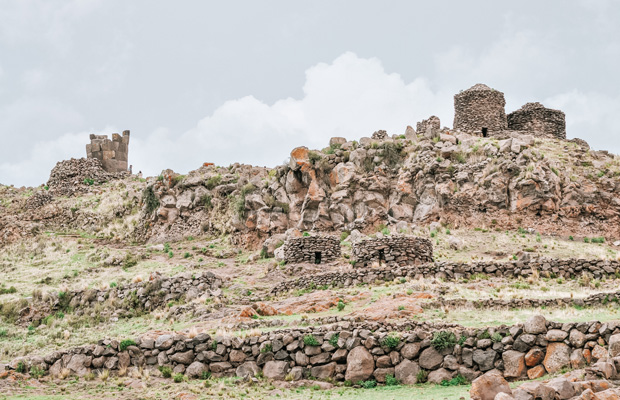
left=431, top=330, right=457, bottom=350
left=360, top=380, right=377, bottom=389
left=142, top=186, right=160, bottom=214
left=205, top=175, right=222, bottom=190
left=385, top=374, right=400, bottom=386
left=381, top=333, right=400, bottom=349
left=83, top=178, right=94, bottom=186
left=120, top=339, right=137, bottom=352
left=308, top=151, right=322, bottom=166
left=329, top=333, right=339, bottom=347
left=303, top=334, right=320, bottom=347
left=441, top=374, right=468, bottom=386
left=380, top=142, right=403, bottom=168
left=260, top=343, right=272, bottom=353
left=337, top=300, right=345, bottom=312
left=340, top=231, right=350, bottom=241
left=16, top=361, right=26, bottom=374
left=158, top=366, right=172, bottom=378
left=173, top=373, right=184, bottom=383
left=30, top=365, right=45, bottom=379
left=416, top=369, right=429, bottom=383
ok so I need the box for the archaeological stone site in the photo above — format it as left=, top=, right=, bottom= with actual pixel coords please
left=1, top=83, right=620, bottom=400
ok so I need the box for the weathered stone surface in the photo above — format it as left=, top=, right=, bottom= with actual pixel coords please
left=185, top=362, right=208, bottom=378
left=345, top=347, right=374, bottom=383
left=394, top=359, right=419, bottom=385
left=470, top=370, right=512, bottom=400
left=427, top=368, right=452, bottom=384
left=543, top=342, right=570, bottom=373
left=236, top=361, right=260, bottom=378
left=524, top=315, right=547, bottom=335
left=419, top=347, right=444, bottom=370
left=473, top=349, right=497, bottom=372
left=524, top=348, right=544, bottom=367
left=263, top=361, right=289, bottom=380
left=502, top=351, right=526, bottom=379
left=609, top=334, right=620, bottom=357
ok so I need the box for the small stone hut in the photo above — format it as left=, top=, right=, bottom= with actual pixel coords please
left=86, top=131, right=130, bottom=173
left=352, top=235, right=433, bottom=267
left=507, top=102, right=566, bottom=139
left=453, top=84, right=507, bottom=136
left=282, top=236, right=341, bottom=264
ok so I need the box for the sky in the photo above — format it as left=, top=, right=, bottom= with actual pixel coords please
left=0, top=0, right=619, bottom=187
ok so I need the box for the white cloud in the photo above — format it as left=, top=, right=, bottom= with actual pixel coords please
left=130, top=52, right=452, bottom=177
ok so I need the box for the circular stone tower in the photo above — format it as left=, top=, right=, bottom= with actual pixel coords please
left=453, top=84, right=507, bottom=136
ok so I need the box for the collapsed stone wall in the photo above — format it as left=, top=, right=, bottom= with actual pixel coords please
left=416, top=116, right=441, bottom=137
left=86, top=131, right=130, bottom=173
left=271, top=258, right=620, bottom=294
left=352, top=235, right=433, bottom=267
left=46, top=158, right=123, bottom=197
left=282, top=236, right=341, bottom=264
left=507, top=102, right=566, bottom=139
left=16, top=271, right=222, bottom=326
left=8, top=315, right=620, bottom=386
left=454, top=83, right=507, bottom=135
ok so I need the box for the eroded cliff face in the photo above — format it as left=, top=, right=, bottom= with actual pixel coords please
left=139, top=130, right=620, bottom=243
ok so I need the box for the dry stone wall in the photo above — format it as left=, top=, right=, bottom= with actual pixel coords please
left=271, top=258, right=620, bottom=294
left=8, top=315, right=620, bottom=386
left=352, top=235, right=433, bottom=267
left=507, top=102, right=566, bottom=139
left=282, top=236, right=341, bottom=264
left=47, top=158, right=124, bottom=197
left=86, top=131, right=130, bottom=173
left=416, top=116, right=441, bottom=137
left=454, top=83, right=507, bottom=135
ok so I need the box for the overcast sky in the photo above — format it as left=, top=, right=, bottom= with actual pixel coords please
left=1, top=0, right=619, bottom=187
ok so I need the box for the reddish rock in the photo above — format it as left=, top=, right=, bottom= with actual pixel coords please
left=527, top=365, right=546, bottom=380
left=525, top=348, right=544, bottom=367
left=592, top=345, right=608, bottom=361
left=503, top=350, right=526, bottom=379
left=543, top=342, right=570, bottom=374
left=470, top=370, right=512, bottom=400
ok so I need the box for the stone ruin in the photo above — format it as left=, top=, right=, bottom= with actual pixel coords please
left=507, top=102, right=566, bottom=139
left=282, top=236, right=341, bottom=264
left=370, top=130, right=388, bottom=140
left=86, top=130, right=130, bottom=173
left=453, top=83, right=507, bottom=136
left=352, top=235, right=433, bottom=267
left=450, top=83, right=567, bottom=140
left=416, top=115, right=441, bottom=138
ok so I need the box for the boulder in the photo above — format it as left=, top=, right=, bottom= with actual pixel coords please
left=502, top=350, right=526, bottom=379
left=609, top=334, right=620, bottom=357
left=170, top=350, right=194, bottom=365
left=311, top=362, right=336, bottom=380
left=418, top=347, right=443, bottom=370
left=185, top=362, right=208, bottom=378
left=524, top=315, right=547, bottom=334
left=543, top=342, right=570, bottom=373
left=345, top=346, right=374, bottom=383
left=470, top=370, right=512, bottom=400
left=473, top=349, right=497, bottom=372
left=263, top=361, right=289, bottom=380
left=427, top=368, right=453, bottom=384
left=395, top=359, right=420, bottom=385
left=236, top=361, right=260, bottom=378
left=545, top=330, right=568, bottom=342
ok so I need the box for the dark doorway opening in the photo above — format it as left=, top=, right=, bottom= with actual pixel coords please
left=378, top=249, right=385, bottom=262
left=314, top=252, right=322, bottom=264
left=481, top=128, right=488, bottom=137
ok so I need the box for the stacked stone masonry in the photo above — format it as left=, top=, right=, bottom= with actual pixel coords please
left=454, top=84, right=507, bottom=136
left=416, top=116, right=441, bottom=137
left=86, top=130, right=130, bottom=173
left=10, top=316, right=620, bottom=386
left=272, top=258, right=620, bottom=294
left=507, top=102, right=566, bottom=139
left=352, top=235, right=433, bottom=267
left=282, top=236, right=341, bottom=264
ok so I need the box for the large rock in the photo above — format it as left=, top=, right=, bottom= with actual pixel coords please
left=395, top=359, right=420, bottom=385
left=263, top=361, right=289, bottom=380
left=311, top=362, right=336, bottom=380
left=609, top=334, right=620, bottom=357
left=185, top=361, right=208, bottom=378
left=66, top=354, right=91, bottom=376
left=545, top=330, right=568, bottom=342
left=170, top=350, right=194, bottom=365
left=502, top=350, right=526, bottom=379
left=418, top=347, right=443, bottom=370
left=236, top=361, right=260, bottom=378
left=470, top=370, right=512, bottom=400
left=345, top=346, right=374, bottom=383
left=524, top=315, right=547, bottom=334
left=473, top=349, right=497, bottom=372
left=427, top=368, right=453, bottom=384
left=543, top=342, right=570, bottom=373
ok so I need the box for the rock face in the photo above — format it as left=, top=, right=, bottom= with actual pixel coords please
left=345, top=346, right=374, bottom=383
left=470, top=370, right=512, bottom=400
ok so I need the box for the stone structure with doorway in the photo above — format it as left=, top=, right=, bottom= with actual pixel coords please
left=352, top=235, right=433, bottom=267
left=86, top=130, right=130, bottom=173
left=282, top=236, right=341, bottom=264
left=453, top=84, right=507, bottom=136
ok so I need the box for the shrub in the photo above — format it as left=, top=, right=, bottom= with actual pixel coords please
left=381, top=333, right=400, bottom=349
left=491, top=332, right=503, bottom=342
left=337, top=301, right=345, bottom=312
left=416, top=369, right=428, bottom=383
left=0, top=286, right=17, bottom=294
left=168, top=251, right=174, bottom=258
left=302, top=231, right=310, bottom=237
left=261, top=343, right=272, bottom=353
left=385, top=374, right=400, bottom=386
left=29, top=365, right=45, bottom=379
left=431, top=331, right=457, bottom=350
left=16, top=361, right=26, bottom=374
left=329, top=333, right=339, bottom=347
left=308, top=151, right=322, bottom=166
left=360, top=380, right=377, bottom=389
left=183, top=252, right=191, bottom=259
left=173, top=373, right=184, bottom=383
left=380, top=142, right=403, bottom=168
left=83, top=178, right=94, bottom=186
left=584, top=237, right=590, bottom=243
left=569, top=235, right=574, bottom=241
left=158, top=366, right=172, bottom=378
left=205, top=174, right=222, bottom=190
left=340, top=231, right=350, bottom=241
left=441, top=374, right=468, bottom=386
left=120, top=339, right=137, bottom=352
left=201, top=194, right=213, bottom=210
left=142, top=186, right=160, bottom=214
left=303, top=334, right=320, bottom=347
left=201, top=371, right=212, bottom=380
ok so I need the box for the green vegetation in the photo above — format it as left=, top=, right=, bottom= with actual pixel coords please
left=303, top=334, right=320, bottom=347
left=430, top=331, right=457, bottom=350
left=381, top=333, right=400, bottom=349
left=119, top=339, right=137, bottom=351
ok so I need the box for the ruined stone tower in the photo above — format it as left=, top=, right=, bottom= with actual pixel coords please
left=453, top=84, right=507, bottom=136
left=86, top=130, right=130, bottom=173
left=507, top=102, right=566, bottom=139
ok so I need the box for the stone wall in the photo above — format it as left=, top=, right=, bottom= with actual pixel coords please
left=271, top=258, right=620, bottom=294
left=416, top=116, right=441, bottom=138
left=453, top=84, right=507, bottom=135
left=86, top=131, right=130, bottom=173
left=282, top=236, right=341, bottom=264
left=507, top=102, right=566, bottom=139
left=352, top=235, right=433, bottom=267
left=8, top=315, right=620, bottom=386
